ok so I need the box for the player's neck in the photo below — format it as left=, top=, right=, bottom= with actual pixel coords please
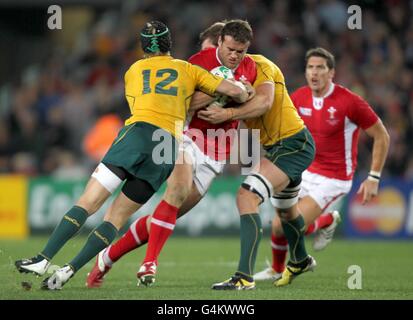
left=312, top=82, right=334, bottom=98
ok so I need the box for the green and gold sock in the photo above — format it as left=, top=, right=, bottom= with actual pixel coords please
left=70, top=221, right=118, bottom=272
left=41, top=206, right=88, bottom=260
left=237, top=213, right=262, bottom=277
left=281, top=214, right=307, bottom=263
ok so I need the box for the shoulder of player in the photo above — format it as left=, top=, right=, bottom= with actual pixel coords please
left=126, top=59, right=142, bottom=72
left=240, top=54, right=256, bottom=67
left=187, top=52, right=201, bottom=63
left=296, top=85, right=311, bottom=93
left=168, top=57, right=198, bottom=70
left=172, top=59, right=213, bottom=78
left=129, top=56, right=175, bottom=70
left=291, top=86, right=311, bottom=97
left=188, top=47, right=215, bottom=63
left=249, top=54, right=283, bottom=77
left=248, top=54, right=271, bottom=67
left=126, top=58, right=203, bottom=79
left=124, top=60, right=141, bottom=81
left=331, top=84, right=361, bottom=101
left=249, top=54, right=279, bottom=68
left=331, top=83, right=352, bottom=95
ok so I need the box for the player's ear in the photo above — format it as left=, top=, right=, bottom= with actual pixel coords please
left=218, top=36, right=223, bottom=47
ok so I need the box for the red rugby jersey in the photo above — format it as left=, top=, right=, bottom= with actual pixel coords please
left=187, top=48, right=257, bottom=160
left=292, top=83, right=378, bottom=180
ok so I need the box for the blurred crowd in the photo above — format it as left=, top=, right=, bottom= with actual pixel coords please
left=0, top=0, right=412, bottom=179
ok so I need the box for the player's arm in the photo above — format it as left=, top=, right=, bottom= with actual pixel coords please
left=224, top=80, right=271, bottom=120
left=187, top=64, right=249, bottom=114
left=197, top=81, right=273, bottom=124
left=188, top=80, right=249, bottom=114
left=357, top=119, right=390, bottom=204
left=187, top=54, right=217, bottom=112
left=365, top=119, right=390, bottom=174
left=189, top=91, right=216, bottom=113
left=215, top=79, right=250, bottom=103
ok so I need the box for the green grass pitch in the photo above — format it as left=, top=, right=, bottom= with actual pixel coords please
left=1, top=236, right=412, bottom=300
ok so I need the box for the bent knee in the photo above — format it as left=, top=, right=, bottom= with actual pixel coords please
left=165, top=181, right=191, bottom=205
left=236, top=187, right=261, bottom=212
left=236, top=187, right=252, bottom=203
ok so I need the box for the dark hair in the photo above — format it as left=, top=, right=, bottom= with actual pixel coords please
left=199, top=22, right=225, bottom=46
left=140, top=21, right=172, bottom=54
left=305, top=47, right=335, bottom=69
left=220, top=19, right=253, bottom=44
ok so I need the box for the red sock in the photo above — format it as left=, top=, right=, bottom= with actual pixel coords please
left=315, top=213, right=334, bottom=230
left=271, top=234, right=288, bottom=273
left=305, top=213, right=334, bottom=235
left=143, top=200, right=178, bottom=263
left=108, top=215, right=149, bottom=262
left=305, top=221, right=317, bottom=235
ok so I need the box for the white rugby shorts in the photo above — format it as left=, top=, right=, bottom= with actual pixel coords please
left=179, top=135, right=225, bottom=196
left=298, top=170, right=352, bottom=212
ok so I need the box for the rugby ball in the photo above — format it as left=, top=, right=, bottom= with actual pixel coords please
left=209, top=66, right=234, bottom=108
left=210, top=66, right=234, bottom=79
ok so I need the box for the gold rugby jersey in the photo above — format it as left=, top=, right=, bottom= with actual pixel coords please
left=124, top=55, right=223, bottom=138
left=245, top=54, right=304, bottom=146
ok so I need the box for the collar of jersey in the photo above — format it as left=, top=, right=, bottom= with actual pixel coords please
left=312, top=82, right=335, bottom=99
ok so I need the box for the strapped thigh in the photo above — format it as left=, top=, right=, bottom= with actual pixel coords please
left=91, top=163, right=124, bottom=193
left=241, top=173, right=274, bottom=204
left=271, top=179, right=301, bottom=209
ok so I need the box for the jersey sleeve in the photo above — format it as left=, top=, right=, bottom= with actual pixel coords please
left=187, top=63, right=223, bottom=96
left=272, top=65, right=285, bottom=84
left=347, top=91, right=379, bottom=129
left=254, top=60, right=275, bottom=87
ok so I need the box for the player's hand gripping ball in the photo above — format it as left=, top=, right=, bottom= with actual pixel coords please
left=209, top=66, right=244, bottom=108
